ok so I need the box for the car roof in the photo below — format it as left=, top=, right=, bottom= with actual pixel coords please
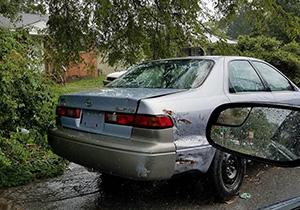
left=144, top=56, right=264, bottom=63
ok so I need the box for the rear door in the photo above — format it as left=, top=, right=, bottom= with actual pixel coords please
left=250, top=61, right=300, bottom=105
left=224, top=59, right=275, bottom=102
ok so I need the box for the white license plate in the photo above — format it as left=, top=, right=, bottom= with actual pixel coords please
left=80, top=110, right=104, bottom=130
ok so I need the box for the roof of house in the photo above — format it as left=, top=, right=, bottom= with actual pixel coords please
left=0, top=13, right=49, bottom=34
left=205, top=33, right=237, bottom=44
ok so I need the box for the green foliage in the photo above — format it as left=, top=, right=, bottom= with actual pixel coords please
left=281, top=42, right=300, bottom=56
left=48, top=75, right=105, bottom=103
left=3, top=0, right=298, bottom=69
left=221, top=0, right=300, bottom=43
left=0, top=28, right=53, bottom=135
left=44, top=0, right=299, bottom=67
left=231, top=109, right=276, bottom=141
left=225, top=9, right=254, bottom=39
left=210, top=41, right=240, bottom=56
left=0, top=26, right=104, bottom=187
left=45, top=0, right=95, bottom=74
left=0, top=0, right=45, bottom=19
left=236, top=36, right=300, bottom=86
left=261, top=0, right=300, bottom=43
left=216, top=108, right=278, bottom=156
left=0, top=27, right=66, bottom=187
left=45, top=0, right=211, bottom=66
left=0, top=132, right=66, bottom=187
left=236, top=35, right=282, bottom=56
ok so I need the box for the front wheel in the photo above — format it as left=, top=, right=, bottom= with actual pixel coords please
left=208, top=150, right=246, bottom=202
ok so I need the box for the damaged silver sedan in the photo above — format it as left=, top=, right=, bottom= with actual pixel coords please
left=48, top=56, right=300, bottom=201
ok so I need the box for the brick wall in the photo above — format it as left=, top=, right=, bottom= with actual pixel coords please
left=65, top=51, right=98, bottom=78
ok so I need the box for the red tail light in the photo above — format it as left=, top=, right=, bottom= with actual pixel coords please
left=105, top=113, right=134, bottom=126
left=105, top=113, right=173, bottom=129
left=134, top=115, right=173, bottom=128
left=56, top=107, right=81, bottom=118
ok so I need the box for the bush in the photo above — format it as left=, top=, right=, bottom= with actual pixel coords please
left=0, top=27, right=66, bottom=187
left=0, top=132, right=66, bottom=187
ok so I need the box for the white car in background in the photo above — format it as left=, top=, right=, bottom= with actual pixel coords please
left=103, top=70, right=127, bottom=85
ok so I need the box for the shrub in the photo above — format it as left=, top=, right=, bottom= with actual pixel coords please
left=0, top=132, right=66, bottom=187
left=0, top=27, right=66, bottom=187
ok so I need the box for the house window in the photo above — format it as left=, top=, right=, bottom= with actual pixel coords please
left=182, top=47, right=205, bottom=56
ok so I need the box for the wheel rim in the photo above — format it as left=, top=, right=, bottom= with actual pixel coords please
left=221, top=153, right=240, bottom=187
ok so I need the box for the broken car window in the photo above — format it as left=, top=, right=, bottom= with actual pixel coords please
left=107, top=59, right=214, bottom=89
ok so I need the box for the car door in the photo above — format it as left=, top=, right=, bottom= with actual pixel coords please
left=224, top=59, right=276, bottom=102
left=250, top=61, right=300, bottom=105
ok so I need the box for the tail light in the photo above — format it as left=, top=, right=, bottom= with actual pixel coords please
left=105, top=113, right=173, bottom=129
left=134, top=115, right=173, bottom=128
left=105, top=113, right=134, bottom=126
left=56, top=107, right=81, bottom=118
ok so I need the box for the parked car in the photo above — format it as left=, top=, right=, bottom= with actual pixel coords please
left=103, top=70, right=127, bottom=85
left=48, top=56, right=300, bottom=201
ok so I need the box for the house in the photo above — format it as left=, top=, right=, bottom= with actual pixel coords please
left=0, top=13, right=48, bottom=35
left=182, top=33, right=238, bottom=56
left=0, top=13, right=101, bottom=80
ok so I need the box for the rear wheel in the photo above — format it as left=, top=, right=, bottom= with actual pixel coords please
left=208, top=150, right=246, bottom=202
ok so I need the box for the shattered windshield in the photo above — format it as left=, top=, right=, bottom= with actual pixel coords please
left=107, top=59, right=214, bottom=89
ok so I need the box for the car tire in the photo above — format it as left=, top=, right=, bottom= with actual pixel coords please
left=208, top=149, right=246, bottom=202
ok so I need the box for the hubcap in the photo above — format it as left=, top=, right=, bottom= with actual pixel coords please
left=222, top=153, right=240, bottom=187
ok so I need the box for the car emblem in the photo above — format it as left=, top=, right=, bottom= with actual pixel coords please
left=85, top=99, right=93, bottom=107
left=60, top=98, right=66, bottom=106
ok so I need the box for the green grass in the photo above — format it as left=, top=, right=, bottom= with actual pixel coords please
left=48, top=75, right=105, bottom=102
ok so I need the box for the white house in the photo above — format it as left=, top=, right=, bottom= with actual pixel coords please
left=0, top=13, right=48, bottom=35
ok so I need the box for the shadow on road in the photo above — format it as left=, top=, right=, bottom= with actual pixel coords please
left=98, top=172, right=215, bottom=209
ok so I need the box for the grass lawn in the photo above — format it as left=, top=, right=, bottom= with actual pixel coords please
left=49, top=75, right=106, bottom=102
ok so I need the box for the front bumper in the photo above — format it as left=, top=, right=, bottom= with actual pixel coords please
left=48, top=126, right=176, bottom=180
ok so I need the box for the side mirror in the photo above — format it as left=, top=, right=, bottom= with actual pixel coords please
left=206, top=103, right=300, bottom=167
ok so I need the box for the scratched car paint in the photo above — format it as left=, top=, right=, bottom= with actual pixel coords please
left=48, top=56, right=300, bottom=201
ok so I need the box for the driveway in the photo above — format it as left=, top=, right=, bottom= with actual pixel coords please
left=1, top=162, right=300, bottom=210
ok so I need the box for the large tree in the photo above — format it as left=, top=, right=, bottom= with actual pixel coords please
left=2, top=0, right=299, bottom=68
left=46, top=0, right=212, bottom=67
left=222, top=0, right=300, bottom=43
left=261, top=0, right=300, bottom=43
left=0, top=0, right=45, bottom=19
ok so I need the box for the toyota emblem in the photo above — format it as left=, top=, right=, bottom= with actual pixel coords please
left=85, top=99, right=93, bottom=107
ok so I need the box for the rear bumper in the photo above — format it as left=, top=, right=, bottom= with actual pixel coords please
left=48, top=126, right=176, bottom=180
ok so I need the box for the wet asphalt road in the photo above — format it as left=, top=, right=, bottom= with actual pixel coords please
left=1, top=162, right=300, bottom=210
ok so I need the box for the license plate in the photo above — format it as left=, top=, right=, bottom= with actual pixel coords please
left=80, top=110, right=104, bottom=130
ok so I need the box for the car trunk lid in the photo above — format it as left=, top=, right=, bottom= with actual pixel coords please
left=57, top=87, right=184, bottom=138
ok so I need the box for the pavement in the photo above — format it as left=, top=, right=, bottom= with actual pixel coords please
left=0, top=162, right=300, bottom=210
